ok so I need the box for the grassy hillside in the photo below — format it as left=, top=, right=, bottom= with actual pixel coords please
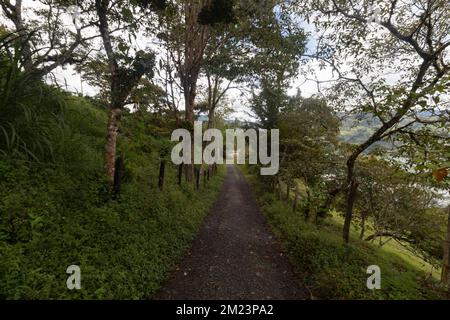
left=243, top=169, right=447, bottom=300
left=0, top=92, right=225, bottom=299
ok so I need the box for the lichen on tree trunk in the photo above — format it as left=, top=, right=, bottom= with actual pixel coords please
left=105, top=107, right=122, bottom=181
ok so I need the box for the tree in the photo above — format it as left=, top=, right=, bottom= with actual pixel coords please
left=297, top=0, right=450, bottom=242
left=354, top=157, right=445, bottom=262
left=0, top=0, right=90, bottom=79
left=200, top=0, right=307, bottom=129
left=203, top=56, right=239, bottom=129
left=250, top=79, right=289, bottom=130
left=153, top=0, right=306, bottom=180
left=278, top=95, right=340, bottom=220
left=151, top=0, right=232, bottom=180
left=93, top=0, right=159, bottom=181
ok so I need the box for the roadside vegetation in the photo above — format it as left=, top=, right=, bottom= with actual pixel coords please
left=244, top=167, right=447, bottom=300
left=0, top=78, right=224, bottom=299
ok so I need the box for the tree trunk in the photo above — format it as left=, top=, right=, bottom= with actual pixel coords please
left=10, top=1, right=33, bottom=72
left=359, top=214, right=366, bottom=240
left=178, top=164, right=183, bottom=185
left=441, top=205, right=450, bottom=288
left=304, top=189, right=311, bottom=221
left=206, top=74, right=221, bottom=130
left=276, top=178, right=282, bottom=200
left=286, top=184, right=290, bottom=201
left=208, top=107, right=216, bottom=129
left=185, top=89, right=196, bottom=124
left=184, top=90, right=195, bottom=182
left=105, top=108, right=122, bottom=181
left=158, top=159, right=166, bottom=190
left=113, top=156, right=124, bottom=198
left=343, top=179, right=359, bottom=243
left=183, top=82, right=196, bottom=183
left=195, top=167, right=200, bottom=190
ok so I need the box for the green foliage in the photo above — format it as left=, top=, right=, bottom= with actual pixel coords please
left=198, top=0, right=236, bottom=25
left=0, top=45, right=66, bottom=162
left=352, top=157, right=447, bottom=265
left=279, top=96, right=340, bottom=184
left=245, top=170, right=447, bottom=300
left=0, top=95, right=225, bottom=299
left=250, top=79, right=289, bottom=129
left=134, top=0, right=167, bottom=11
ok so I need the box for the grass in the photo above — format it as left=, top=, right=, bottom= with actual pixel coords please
left=242, top=167, right=447, bottom=300
left=329, top=214, right=442, bottom=280
left=0, top=93, right=226, bottom=299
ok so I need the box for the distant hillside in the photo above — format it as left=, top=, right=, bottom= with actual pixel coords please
left=337, top=112, right=442, bottom=151
left=338, top=113, right=389, bottom=151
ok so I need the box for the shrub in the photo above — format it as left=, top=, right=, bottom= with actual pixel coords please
left=0, top=94, right=225, bottom=299
left=246, top=171, right=446, bottom=300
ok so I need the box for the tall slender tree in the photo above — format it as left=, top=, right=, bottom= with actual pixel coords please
left=93, top=0, right=158, bottom=181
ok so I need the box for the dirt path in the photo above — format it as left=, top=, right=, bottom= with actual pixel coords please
left=154, top=165, right=307, bottom=300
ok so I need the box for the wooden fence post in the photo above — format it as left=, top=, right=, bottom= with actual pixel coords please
left=158, top=159, right=166, bottom=190
left=276, top=178, right=282, bottom=200
left=195, top=167, right=200, bottom=190
left=113, top=156, right=124, bottom=198
left=293, top=188, right=299, bottom=212
left=178, top=164, right=183, bottom=186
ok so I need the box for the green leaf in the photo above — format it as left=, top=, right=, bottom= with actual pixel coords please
left=118, top=42, right=129, bottom=54
left=121, top=7, right=133, bottom=22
